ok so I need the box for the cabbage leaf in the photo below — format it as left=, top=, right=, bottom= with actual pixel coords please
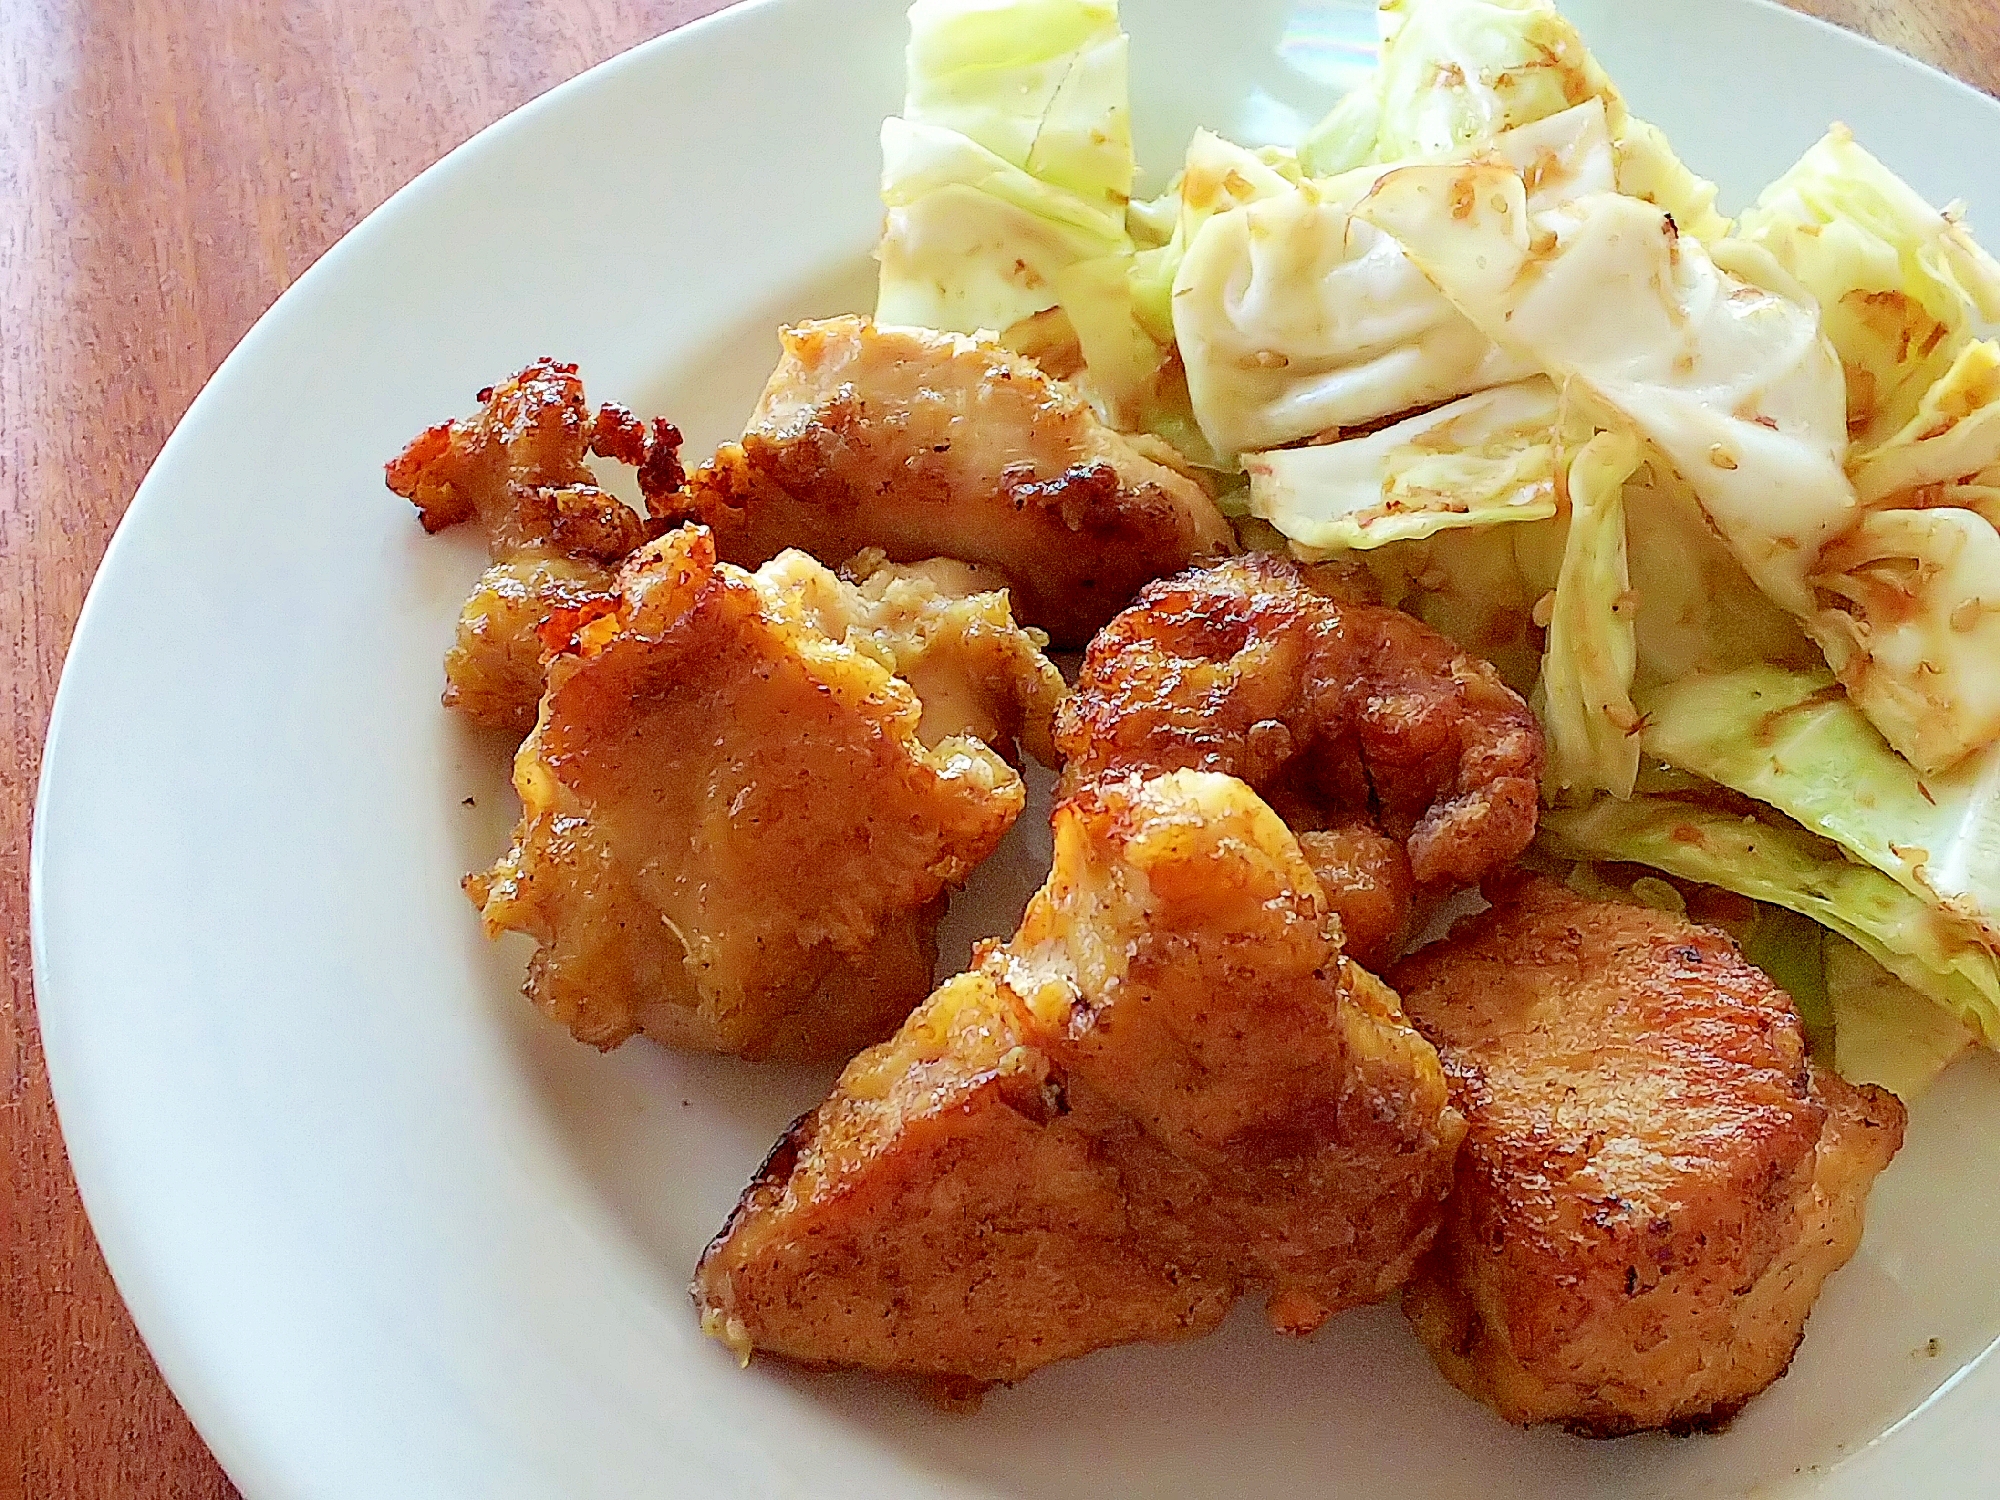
left=1812, top=507, right=2000, bottom=774
left=1176, top=102, right=1612, bottom=457
left=1299, top=0, right=1727, bottom=240
left=1537, top=430, right=1642, bottom=798
left=1622, top=462, right=1822, bottom=686
left=1353, top=506, right=1568, bottom=696
left=878, top=0, right=1135, bottom=352
left=1639, top=666, right=2000, bottom=950
left=1355, top=165, right=1856, bottom=621
left=1128, top=131, right=1299, bottom=346
left=1827, top=936, right=1979, bottom=1099
left=1541, top=797, right=2000, bottom=1045
left=1246, top=379, right=1565, bottom=551
left=877, top=119, right=1132, bottom=334
left=1849, top=339, right=2000, bottom=504
left=1738, top=125, right=2000, bottom=455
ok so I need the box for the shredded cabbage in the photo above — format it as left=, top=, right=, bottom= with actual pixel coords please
left=1537, top=431, right=1643, bottom=799
left=1541, top=797, right=2000, bottom=1045
left=1640, top=666, right=2000, bottom=950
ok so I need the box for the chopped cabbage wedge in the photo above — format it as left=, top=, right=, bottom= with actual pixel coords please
left=1300, top=0, right=1726, bottom=240
left=1813, top=507, right=2000, bottom=773
left=1613, top=116, right=1730, bottom=245
left=1245, top=380, right=1564, bottom=551
left=1537, top=431, right=1643, bottom=799
left=1176, top=102, right=1612, bottom=458
left=1355, top=165, right=1856, bottom=619
left=1542, top=798, right=2000, bottom=1045
left=1128, top=131, right=1298, bottom=346
left=1849, top=339, right=2000, bottom=504
left=878, top=119, right=1132, bottom=334
left=1640, top=666, right=2000, bottom=949
left=1355, top=507, right=1567, bottom=696
left=878, top=0, right=1136, bottom=357
left=1298, top=0, right=1617, bottom=173
left=1622, top=462, right=1822, bottom=686
left=1739, top=125, right=2000, bottom=455
left=903, top=0, right=1132, bottom=212
left=1827, top=936, right=1979, bottom=1099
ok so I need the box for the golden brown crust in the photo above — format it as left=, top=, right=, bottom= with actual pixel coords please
left=1393, top=877, right=1906, bottom=1435
left=384, top=359, right=687, bottom=730
left=693, top=770, right=1466, bottom=1383
left=677, top=318, right=1237, bottom=647
left=1054, top=552, right=1544, bottom=968
left=468, top=525, right=1058, bottom=1060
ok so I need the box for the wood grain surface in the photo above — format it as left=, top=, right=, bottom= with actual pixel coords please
left=2, top=1, right=1995, bottom=1495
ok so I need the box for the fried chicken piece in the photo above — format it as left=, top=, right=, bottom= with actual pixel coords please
left=385, top=359, right=686, bottom=733
left=678, top=317, right=1237, bottom=647
left=693, top=770, right=1466, bottom=1384
left=467, top=524, right=1065, bottom=1060
left=1055, top=552, right=1544, bottom=968
left=1393, top=876, right=1906, bottom=1436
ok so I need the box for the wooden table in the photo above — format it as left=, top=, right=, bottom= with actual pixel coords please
left=2, top=0, right=1994, bottom=1493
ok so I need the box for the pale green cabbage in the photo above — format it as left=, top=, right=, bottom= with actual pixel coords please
left=1738, top=125, right=2000, bottom=456
left=877, top=119, right=1132, bottom=334
left=1815, top=506, right=2000, bottom=773
left=1827, top=936, right=1978, bottom=1099
left=1541, top=797, right=2000, bottom=1044
left=1537, top=430, right=1642, bottom=798
left=1127, top=131, right=1300, bottom=346
left=1622, top=462, right=1822, bottom=686
left=1245, top=379, right=1564, bottom=551
left=1299, top=0, right=1616, bottom=172
left=903, top=0, right=1131, bottom=210
left=1354, top=505, right=1568, bottom=696
left=1613, top=116, right=1730, bottom=244
left=877, top=0, right=1136, bottom=354
left=1817, top=341, right=2000, bottom=775
left=1354, top=165, right=1856, bottom=622
left=1640, top=666, right=2000, bottom=951
left=1849, top=339, right=2000, bottom=504
left=1300, top=0, right=1726, bottom=239
left=1175, top=101, right=1611, bottom=458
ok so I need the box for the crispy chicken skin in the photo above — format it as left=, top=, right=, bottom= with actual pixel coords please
left=1393, top=877, right=1906, bottom=1436
left=1055, top=552, right=1544, bottom=968
left=385, top=359, right=685, bottom=733
left=467, top=524, right=1065, bottom=1060
left=693, top=770, right=1466, bottom=1384
left=677, top=317, right=1237, bottom=647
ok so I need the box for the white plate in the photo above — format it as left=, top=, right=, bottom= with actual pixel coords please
left=32, top=1, right=2000, bottom=1495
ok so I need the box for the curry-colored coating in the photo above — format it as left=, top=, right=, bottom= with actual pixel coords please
left=1392, top=877, right=1907, bottom=1436
left=1054, top=552, right=1544, bottom=969
left=693, top=770, right=1467, bottom=1384
left=467, top=524, right=1064, bottom=1060
left=384, top=358, right=685, bottom=733
left=676, top=317, right=1237, bottom=648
